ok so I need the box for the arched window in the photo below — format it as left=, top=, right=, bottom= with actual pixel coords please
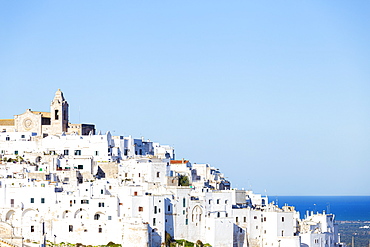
left=94, top=214, right=100, bottom=220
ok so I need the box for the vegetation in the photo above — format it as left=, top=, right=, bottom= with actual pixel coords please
left=165, top=231, right=173, bottom=247
left=196, top=240, right=204, bottom=247
left=337, top=221, right=370, bottom=247
left=178, top=175, right=190, bottom=186
left=172, top=239, right=211, bottom=247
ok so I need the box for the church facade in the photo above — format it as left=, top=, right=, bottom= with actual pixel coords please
left=0, top=89, right=95, bottom=137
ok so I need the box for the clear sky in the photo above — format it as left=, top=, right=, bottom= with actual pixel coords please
left=1, top=1, right=369, bottom=196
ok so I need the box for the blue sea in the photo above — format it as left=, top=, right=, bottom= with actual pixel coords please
left=270, top=196, right=370, bottom=221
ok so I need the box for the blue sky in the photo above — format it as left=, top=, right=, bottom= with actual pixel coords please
left=1, top=1, right=369, bottom=195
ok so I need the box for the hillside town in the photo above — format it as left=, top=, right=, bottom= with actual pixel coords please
left=0, top=90, right=346, bottom=247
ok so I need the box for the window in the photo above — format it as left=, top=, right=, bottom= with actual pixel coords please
left=254, top=216, right=257, bottom=220
left=94, top=214, right=100, bottom=220
left=55, top=110, right=59, bottom=120
left=31, top=226, right=34, bottom=232
left=217, top=199, right=220, bottom=204
left=168, top=205, right=171, bottom=211
left=183, top=198, right=186, bottom=207
left=217, top=212, right=220, bottom=218
left=64, top=150, right=69, bottom=155
left=21, top=135, right=25, bottom=138
left=244, top=217, right=246, bottom=223
left=185, top=218, right=188, bottom=225
left=282, top=217, right=285, bottom=222
left=209, top=199, right=211, bottom=204
left=98, top=227, right=102, bottom=233
left=98, top=202, right=104, bottom=207
left=14, top=150, right=18, bottom=155
left=154, top=206, right=157, bottom=214
left=157, top=172, right=160, bottom=178
left=6, top=136, right=10, bottom=141
left=81, top=200, right=89, bottom=204
left=74, top=150, right=81, bottom=155
left=101, top=189, right=104, bottom=194
left=30, top=198, right=34, bottom=203
left=153, top=218, right=156, bottom=226
left=41, top=198, right=45, bottom=203
left=108, top=216, right=112, bottom=220
left=134, top=191, right=138, bottom=196
left=138, top=207, right=143, bottom=212
left=236, top=217, right=239, bottom=222
left=69, top=225, right=73, bottom=232
left=78, top=165, right=83, bottom=169
left=282, top=230, right=284, bottom=236
left=264, top=217, right=266, bottom=222
left=95, top=151, right=99, bottom=156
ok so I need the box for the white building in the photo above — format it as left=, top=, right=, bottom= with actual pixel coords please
left=0, top=90, right=346, bottom=247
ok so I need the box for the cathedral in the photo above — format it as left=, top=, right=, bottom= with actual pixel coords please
left=0, top=89, right=95, bottom=137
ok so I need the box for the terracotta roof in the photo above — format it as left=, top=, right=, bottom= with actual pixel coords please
left=30, top=111, right=51, bottom=118
left=0, top=119, right=15, bottom=126
left=170, top=160, right=189, bottom=164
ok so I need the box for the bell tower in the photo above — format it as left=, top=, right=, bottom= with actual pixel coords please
left=50, top=89, right=69, bottom=135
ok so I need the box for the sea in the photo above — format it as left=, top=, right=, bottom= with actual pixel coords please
left=270, top=196, right=370, bottom=221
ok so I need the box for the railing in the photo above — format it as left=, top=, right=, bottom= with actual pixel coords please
left=0, top=237, right=20, bottom=247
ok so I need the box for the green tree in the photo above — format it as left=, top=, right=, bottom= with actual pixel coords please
left=178, top=175, right=190, bottom=186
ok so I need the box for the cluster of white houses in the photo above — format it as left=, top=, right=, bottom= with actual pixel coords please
left=0, top=90, right=346, bottom=247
